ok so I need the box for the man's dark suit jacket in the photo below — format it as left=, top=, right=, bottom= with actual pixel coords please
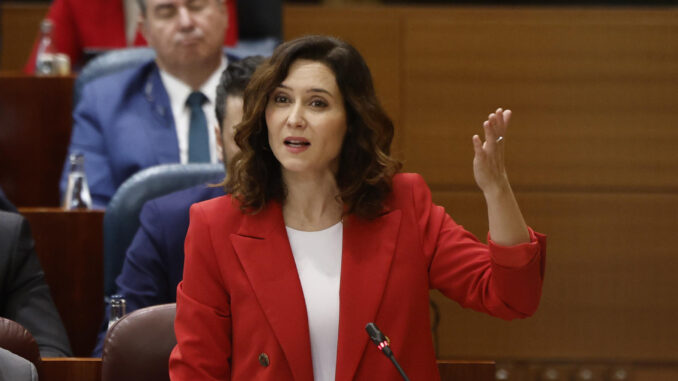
left=0, top=211, right=72, bottom=357
left=92, top=184, right=225, bottom=356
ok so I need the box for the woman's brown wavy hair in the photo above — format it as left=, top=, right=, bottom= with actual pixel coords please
left=224, top=35, right=401, bottom=219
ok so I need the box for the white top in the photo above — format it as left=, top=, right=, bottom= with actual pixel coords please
left=286, top=222, right=343, bottom=381
left=159, top=58, right=227, bottom=164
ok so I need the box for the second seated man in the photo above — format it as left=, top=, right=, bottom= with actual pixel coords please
left=60, top=0, right=235, bottom=208
left=92, top=56, right=265, bottom=356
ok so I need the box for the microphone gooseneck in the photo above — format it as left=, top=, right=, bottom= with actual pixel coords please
left=365, top=322, right=411, bottom=381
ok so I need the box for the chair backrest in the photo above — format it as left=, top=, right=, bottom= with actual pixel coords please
left=73, top=47, right=156, bottom=105
left=0, top=318, right=42, bottom=379
left=103, top=163, right=225, bottom=296
left=101, top=304, right=176, bottom=381
left=71, top=43, right=280, bottom=107
left=236, top=0, right=282, bottom=41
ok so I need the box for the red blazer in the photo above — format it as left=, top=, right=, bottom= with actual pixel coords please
left=170, top=173, right=546, bottom=381
left=24, top=0, right=238, bottom=73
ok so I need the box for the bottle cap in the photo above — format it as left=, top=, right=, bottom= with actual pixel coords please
left=40, top=19, right=53, bottom=34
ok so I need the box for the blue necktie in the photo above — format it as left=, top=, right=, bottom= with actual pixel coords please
left=186, top=91, right=210, bottom=163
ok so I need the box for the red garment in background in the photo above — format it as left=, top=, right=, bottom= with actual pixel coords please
left=24, top=0, right=238, bottom=73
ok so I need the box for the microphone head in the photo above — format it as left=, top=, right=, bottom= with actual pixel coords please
left=366, top=322, right=393, bottom=357
left=365, top=322, right=386, bottom=345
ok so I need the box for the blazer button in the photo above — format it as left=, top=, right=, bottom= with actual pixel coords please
left=258, top=353, right=270, bottom=367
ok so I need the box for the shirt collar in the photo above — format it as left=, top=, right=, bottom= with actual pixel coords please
left=159, top=56, right=228, bottom=111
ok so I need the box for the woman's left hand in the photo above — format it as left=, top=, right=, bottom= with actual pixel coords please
left=472, top=107, right=511, bottom=195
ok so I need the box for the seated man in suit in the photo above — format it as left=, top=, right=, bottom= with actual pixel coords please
left=24, top=0, right=238, bottom=73
left=92, top=55, right=264, bottom=356
left=0, top=206, right=72, bottom=357
left=60, top=0, right=235, bottom=208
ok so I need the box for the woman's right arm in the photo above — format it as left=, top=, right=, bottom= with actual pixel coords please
left=170, top=205, right=232, bottom=380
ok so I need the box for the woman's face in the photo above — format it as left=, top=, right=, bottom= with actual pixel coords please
left=265, top=59, right=347, bottom=177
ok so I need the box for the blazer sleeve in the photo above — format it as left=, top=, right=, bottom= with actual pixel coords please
left=407, top=173, right=547, bottom=319
left=170, top=204, right=232, bottom=380
left=60, top=81, right=117, bottom=208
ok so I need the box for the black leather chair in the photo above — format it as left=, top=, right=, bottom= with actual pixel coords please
left=101, top=303, right=176, bottom=381
left=103, top=163, right=224, bottom=296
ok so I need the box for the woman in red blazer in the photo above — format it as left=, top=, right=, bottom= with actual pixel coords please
left=169, top=35, right=546, bottom=381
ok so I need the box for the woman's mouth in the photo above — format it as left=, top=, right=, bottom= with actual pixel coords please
left=284, top=137, right=310, bottom=153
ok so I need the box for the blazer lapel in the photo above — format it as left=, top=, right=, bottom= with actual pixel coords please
left=230, top=202, right=314, bottom=381
left=143, top=65, right=180, bottom=164
left=335, top=209, right=402, bottom=381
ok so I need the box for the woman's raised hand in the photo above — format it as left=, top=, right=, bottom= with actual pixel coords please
left=472, top=108, right=511, bottom=195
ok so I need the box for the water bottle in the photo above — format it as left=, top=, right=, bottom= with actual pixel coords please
left=35, top=19, right=58, bottom=76
left=107, top=295, right=127, bottom=330
left=62, top=153, right=92, bottom=210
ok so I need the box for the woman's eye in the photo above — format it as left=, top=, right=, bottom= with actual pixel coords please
left=310, top=99, right=328, bottom=108
left=274, top=95, right=289, bottom=103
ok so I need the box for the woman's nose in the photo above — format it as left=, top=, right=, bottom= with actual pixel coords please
left=286, top=103, right=306, bottom=128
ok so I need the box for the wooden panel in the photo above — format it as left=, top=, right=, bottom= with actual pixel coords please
left=438, top=360, right=494, bottom=381
left=42, top=358, right=101, bottom=381
left=283, top=6, right=404, bottom=155
left=21, top=208, right=104, bottom=357
left=633, top=366, right=678, bottom=381
left=428, top=191, right=678, bottom=360
left=495, top=360, right=678, bottom=381
left=401, top=7, right=678, bottom=190
left=0, top=3, right=49, bottom=71
left=36, top=358, right=489, bottom=381
left=0, top=75, right=74, bottom=207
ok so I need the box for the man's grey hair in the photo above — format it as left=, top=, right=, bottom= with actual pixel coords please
left=136, top=0, right=147, bottom=15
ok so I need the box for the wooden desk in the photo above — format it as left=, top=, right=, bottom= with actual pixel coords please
left=438, top=360, right=495, bottom=380
left=20, top=208, right=104, bottom=357
left=38, top=358, right=492, bottom=381
left=0, top=75, right=74, bottom=207
left=42, top=358, right=101, bottom=381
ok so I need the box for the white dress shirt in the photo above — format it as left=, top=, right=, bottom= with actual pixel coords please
left=286, top=222, right=343, bottom=381
left=159, top=58, right=227, bottom=164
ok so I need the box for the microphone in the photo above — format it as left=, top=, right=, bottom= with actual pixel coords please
left=365, top=322, right=411, bottom=381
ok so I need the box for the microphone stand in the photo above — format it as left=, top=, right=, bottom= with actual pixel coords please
left=365, top=322, right=411, bottom=381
